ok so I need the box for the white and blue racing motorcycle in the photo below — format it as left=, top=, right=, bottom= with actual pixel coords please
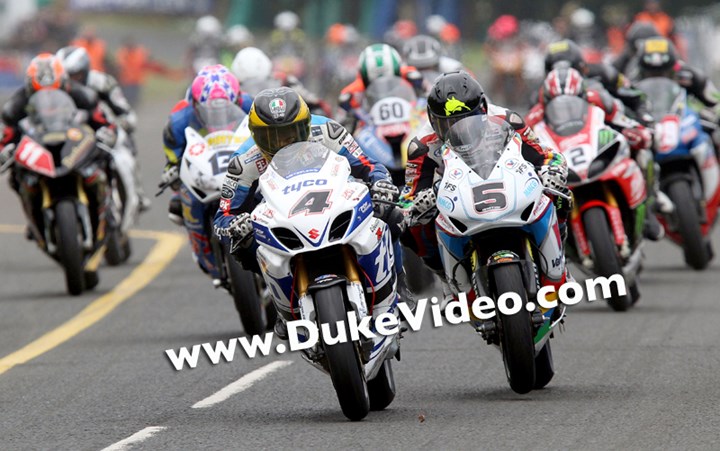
left=251, top=142, right=400, bottom=421
left=434, top=116, right=567, bottom=394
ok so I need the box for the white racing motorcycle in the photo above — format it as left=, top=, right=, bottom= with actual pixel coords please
left=160, top=104, right=275, bottom=336
left=252, top=142, right=401, bottom=421
left=434, top=116, right=566, bottom=394
left=101, top=125, right=142, bottom=265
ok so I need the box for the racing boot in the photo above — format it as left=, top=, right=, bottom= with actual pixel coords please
left=168, top=194, right=183, bottom=226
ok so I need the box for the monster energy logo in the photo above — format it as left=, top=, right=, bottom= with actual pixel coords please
left=444, top=96, right=471, bottom=116
left=598, top=129, right=614, bottom=147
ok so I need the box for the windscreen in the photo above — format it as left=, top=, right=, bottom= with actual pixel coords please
left=196, top=98, right=247, bottom=132
left=445, top=115, right=513, bottom=179
left=270, top=142, right=331, bottom=179
left=27, top=90, right=78, bottom=133
left=545, top=95, right=589, bottom=136
left=364, top=75, right=417, bottom=109
left=637, top=77, right=684, bottom=118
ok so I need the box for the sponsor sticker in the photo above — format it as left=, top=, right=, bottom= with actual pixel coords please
left=66, top=128, right=83, bottom=141
left=437, top=196, right=455, bottom=212
left=269, top=98, right=286, bottom=118
left=449, top=168, right=463, bottom=180
left=256, top=159, right=268, bottom=174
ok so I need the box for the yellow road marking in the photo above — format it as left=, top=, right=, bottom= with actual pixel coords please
left=0, top=227, right=185, bottom=376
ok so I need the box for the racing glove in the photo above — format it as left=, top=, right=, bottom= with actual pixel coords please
left=227, top=212, right=254, bottom=248
left=0, top=143, right=15, bottom=170
left=96, top=126, right=117, bottom=148
left=370, top=179, right=399, bottom=218
left=409, top=187, right=438, bottom=226
left=160, top=164, right=180, bottom=190
left=623, top=126, right=652, bottom=151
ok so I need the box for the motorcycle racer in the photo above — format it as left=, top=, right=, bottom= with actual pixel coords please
left=527, top=64, right=666, bottom=241
left=402, top=70, right=572, bottom=299
left=230, top=46, right=331, bottom=116
left=212, top=87, right=408, bottom=337
left=56, top=45, right=150, bottom=211
left=338, top=43, right=426, bottom=114
left=160, top=65, right=252, bottom=225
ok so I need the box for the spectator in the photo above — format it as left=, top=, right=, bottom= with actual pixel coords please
left=115, top=37, right=175, bottom=107
left=71, top=26, right=108, bottom=73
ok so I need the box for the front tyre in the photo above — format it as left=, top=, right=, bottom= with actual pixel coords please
left=493, top=264, right=535, bottom=394
left=55, top=200, right=85, bottom=296
left=583, top=207, right=630, bottom=311
left=315, top=285, right=370, bottom=421
left=667, top=180, right=711, bottom=270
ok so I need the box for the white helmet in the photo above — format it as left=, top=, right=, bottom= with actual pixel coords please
left=226, top=24, right=254, bottom=47
left=571, top=8, right=595, bottom=29
left=231, top=47, right=273, bottom=83
left=196, top=15, right=222, bottom=37
left=274, top=11, right=299, bottom=31
left=426, top=14, right=447, bottom=35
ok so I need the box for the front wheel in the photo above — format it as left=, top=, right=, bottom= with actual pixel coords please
left=583, top=207, right=630, bottom=311
left=667, top=180, right=711, bottom=270
left=55, top=200, right=85, bottom=296
left=493, top=264, right=535, bottom=394
left=315, top=285, right=370, bottom=421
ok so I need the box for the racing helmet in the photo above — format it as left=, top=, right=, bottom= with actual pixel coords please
left=426, top=70, right=487, bottom=140
left=248, top=87, right=311, bottom=157
left=56, top=46, right=90, bottom=85
left=402, top=35, right=442, bottom=70
left=358, top=43, right=402, bottom=86
left=542, top=63, right=587, bottom=103
left=231, top=47, right=273, bottom=83
left=25, top=53, right=68, bottom=95
left=637, top=37, right=678, bottom=78
left=544, top=39, right=586, bottom=74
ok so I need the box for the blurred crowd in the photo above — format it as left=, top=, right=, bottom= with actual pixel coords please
left=1, top=0, right=717, bottom=111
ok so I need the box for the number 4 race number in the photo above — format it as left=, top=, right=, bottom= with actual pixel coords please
left=289, top=190, right=333, bottom=217
left=472, top=182, right=507, bottom=213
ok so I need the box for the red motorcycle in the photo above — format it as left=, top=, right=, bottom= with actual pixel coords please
left=533, top=95, right=647, bottom=310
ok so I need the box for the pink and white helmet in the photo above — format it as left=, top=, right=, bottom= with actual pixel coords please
left=190, top=64, right=240, bottom=105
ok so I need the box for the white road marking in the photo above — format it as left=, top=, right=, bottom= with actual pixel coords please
left=192, top=360, right=293, bottom=409
left=101, top=426, right=167, bottom=451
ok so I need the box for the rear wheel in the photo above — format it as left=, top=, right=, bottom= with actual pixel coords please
left=493, top=264, right=535, bottom=394
left=105, top=176, right=131, bottom=266
left=584, top=207, right=630, bottom=311
left=55, top=200, right=85, bottom=296
left=368, top=359, right=396, bottom=411
left=667, top=180, right=711, bottom=270
left=226, top=254, right=268, bottom=336
left=315, top=285, right=370, bottom=421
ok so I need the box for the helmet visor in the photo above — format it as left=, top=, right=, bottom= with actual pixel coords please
left=196, top=98, right=246, bottom=132
left=252, top=121, right=310, bottom=157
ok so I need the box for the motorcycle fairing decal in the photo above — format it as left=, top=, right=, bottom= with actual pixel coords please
left=436, top=229, right=470, bottom=261
left=521, top=200, right=552, bottom=246
left=15, top=136, right=55, bottom=177
left=253, top=222, right=287, bottom=252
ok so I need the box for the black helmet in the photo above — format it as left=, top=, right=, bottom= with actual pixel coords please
left=427, top=70, right=486, bottom=140
left=402, top=35, right=442, bottom=70
left=544, top=39, right=586, bottom=74
left=625, top=21, right=661, bottom=53
left=637, top=37, right=678, bottom=78
left=248, top=87, right=311, bottom=157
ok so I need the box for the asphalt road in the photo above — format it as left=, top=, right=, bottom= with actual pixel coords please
left=1, top=94, right=720, bottom=451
